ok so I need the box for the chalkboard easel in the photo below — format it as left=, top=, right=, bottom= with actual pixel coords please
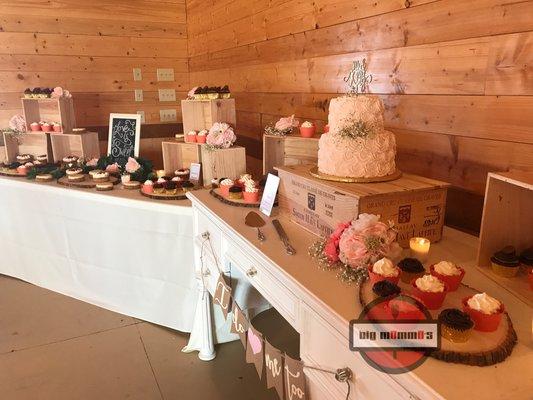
left=107, top=113, right=141, bottom=163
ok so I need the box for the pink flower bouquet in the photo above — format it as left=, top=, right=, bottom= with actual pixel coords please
left=206, top=122, right=237, bottom=149
left=264, top=115, right=300, bottom=136
left=125, top=157, right=141, bottom=173
left=310, top=213, right=401, bottom=284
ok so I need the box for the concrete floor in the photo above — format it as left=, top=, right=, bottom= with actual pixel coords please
left=0, top=275, right=297, bottom=400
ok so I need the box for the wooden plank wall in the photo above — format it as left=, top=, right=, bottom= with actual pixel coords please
left=186, top=0, right=533, bottom=233
left=0, top=0, right=189, bottom=166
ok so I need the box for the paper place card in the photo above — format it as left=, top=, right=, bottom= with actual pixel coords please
left=260, top=173, right=280, bottom=217
left=189, top=162, right=201, bottom=183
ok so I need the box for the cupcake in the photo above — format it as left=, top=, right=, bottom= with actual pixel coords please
left=368, top=257, right=400, bottom=285
left=92, top=171, right=109, bottom=182
left=36, top=154, right=48, bottom=163
left=62, top=155, right=79, bottom=164
left=52, top=122, right=62, bottom=132
left=238, top=173, right=254, bottom=186
left=165, top=181, right=178, bottom=195
left=299, top=121, right=316, bottom=138
left=430, top=261, right=465, bottom=291
left=68, top=174, right=85, bottom=182
left=88, top=169, right=104, bottom=178
left=220, top=85, right=231, bottom=99
left=65, top=167, right=83, bottom=176
left=153, top=182, right=164, bottom=194
left=462, top=293, right=503, bottom=332
left=41, top=122, right=51, bottom=132
left=142, top=180, right=154, bottom=194
left=398, top=258, right=426, bottom=284
left=197, top=129, right=208, bottom=144
left=491, top=246, right=520, bottom=277
left=121, top=173, right=131, bottom=184
left=372, top=280, right=401, bottom=299
left=16, top=165, right=28, bottom=175
left=157, top=177, right=168, bottom=184
left=211, top=178, right=219, bottom=189
left=16, top=154, right=32, bottom=163
left=24, top=88, right=32, bottom=99
left=185, top=130, right=197, bottom=143
left=219, top=178, right=234, bottom=197
left=207, top=87, right=219, bottom=100
left=181, top=181, right=194, bottom=192
left=123, top=180, right=140, bottom=190
left=96, top=182, right=113, bottom=191
left=175, top=168, right=190, bottom=180
left=30, top=122, right=41, bottom=131
left=172, top=176, right=183, bottom=183
left=438, top=308, right=474, bottom=343
left=35, top=173, right=53, bottom=182
left=228, top=185, right=243, bottom=200
left=243, top=183, right=259, bottom=203
left=411, top=274, right=447, bottom=310
left=519, top=247, right=533, bottom=274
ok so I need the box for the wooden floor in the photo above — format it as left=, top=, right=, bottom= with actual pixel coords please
left=0, top=275, right=294, bottom=400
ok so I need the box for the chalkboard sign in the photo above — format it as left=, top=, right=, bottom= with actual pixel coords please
left=107, top=113, right=141, bottom=162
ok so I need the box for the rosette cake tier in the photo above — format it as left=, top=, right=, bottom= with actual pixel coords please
left=317, top=95, right=397, bottom=179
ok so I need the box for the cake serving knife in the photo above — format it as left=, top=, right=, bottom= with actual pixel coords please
left=272, top=219, right=296, bottom=255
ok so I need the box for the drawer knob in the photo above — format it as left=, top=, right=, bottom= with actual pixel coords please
left=246, top=267, right=257, bottom=277
left=201, top=231, right=210, bottom=240
left=202, top=270, right=211, bottom=277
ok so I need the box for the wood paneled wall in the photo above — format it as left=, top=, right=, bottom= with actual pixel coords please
left=186, top=0, right=533, bottom=232
left=0, top=0, right=188, bottom=127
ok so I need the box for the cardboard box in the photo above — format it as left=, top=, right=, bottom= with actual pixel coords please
left=276, top=164, right=450, bottom=247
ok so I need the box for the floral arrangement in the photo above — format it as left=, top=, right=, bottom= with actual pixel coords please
left=93, top=155, right=154, bottom=182
left=264, top=115, right=299, bottom=136
left=51, top=87, right=72, bottom=99
left=309, top=213, right=401, bottom=284
left=205, top=122, right=237, bottom=150
left=1, top=115, right=27, bottom=145
left=337, top=119, right=375, bottom=140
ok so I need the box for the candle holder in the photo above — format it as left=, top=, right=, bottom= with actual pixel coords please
left=410, top=237, right=430, bottom=263
left=156, top=169, right=166, bottom=178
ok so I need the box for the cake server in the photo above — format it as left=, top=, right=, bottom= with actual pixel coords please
left=245, top=211, right=266, bottom=242
left=272, top=219, right=295, bottom=255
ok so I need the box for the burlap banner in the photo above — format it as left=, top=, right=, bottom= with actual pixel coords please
left=245, top=324, right=264, bottom=378
left=265, top=341, right=285, bottom=399
left=284, top=356, right=307, bottom=400
left=230, top=301, right=248, bottom=349
left=213, top=273, right=232, bottom=319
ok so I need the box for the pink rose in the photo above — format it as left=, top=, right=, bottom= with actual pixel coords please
left=86, top=158, right=99, bottom=167
left=338, top=232, right=369, bottom=268
left=52, top=87, right=64, bottom=98
left=324, top=239, right=339, bottom=263
left=351, top=213, right=380, bottom=232
left=330, top=221, right=350, bottom=241
left=188, top=86, right=198, bottom=98
left=275, top=115, right=299, bottom=131
left=9, top=115, right=26, bottom=132
left=106, top=162, right=120, bottom=173
left=207, top=122, right=236, bottom=149
left=361, top=222, right=388, bottom=239
left=125, top=157, right=140, bottom=173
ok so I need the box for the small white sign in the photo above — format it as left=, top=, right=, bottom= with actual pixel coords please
left=189, top=162, right=201, bottom=183
left=259, top=174, right=280, bottom=217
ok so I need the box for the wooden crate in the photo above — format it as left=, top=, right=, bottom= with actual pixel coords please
left=3, top=131, right=53, bottom=163
left=276, top=164, right=450, bottom=247
left=162, top=140, right=246, bottom=186
left=263, top=134, right=319, bottom=174
left=477, top=171, right=533, bottom=306
left=50, top=131, right=100, bottom=162
left=22, top=97, right=76, bottom=133
left=181, top=99, right=236, bottom=133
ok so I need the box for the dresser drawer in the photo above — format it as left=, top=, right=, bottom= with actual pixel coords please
left=300, top=303, right=413, bottom=400
left=224, top=241, right=298, bottom=327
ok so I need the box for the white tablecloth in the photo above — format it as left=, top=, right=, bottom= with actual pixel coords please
left=0, top=177, right=197, bottom=332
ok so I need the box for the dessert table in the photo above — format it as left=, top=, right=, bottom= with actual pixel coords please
left=0, top=176, right=197, bottom=332
left=185, top=189, right=532, bottom=399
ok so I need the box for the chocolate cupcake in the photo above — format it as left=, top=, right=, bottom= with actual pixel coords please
left=372, top=280, right=401, bottom=298
left=398, top=258, right=426, bottom=283
left=153, top=182, right=164, bottom=194
left=165, top=181, right=177, bottom=195
left=438, top=308, right=474, bottom=343
left=181, top=181, right=194, bottom=192
left=491, top=246, right=520, bottom=277
left=228, top=185, right=243, bottom=200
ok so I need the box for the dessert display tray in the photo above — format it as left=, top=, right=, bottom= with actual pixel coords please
left=140, top=186, right=199, bottom=201
left=209, top=188, right=262, bottom=208
left=0, top=167, right=25, bottom=177
left=358, top=280, right=517, bottom=366
left=309, top=165, right=402, bottom=183
left=57, top=174, right=120, bottom=188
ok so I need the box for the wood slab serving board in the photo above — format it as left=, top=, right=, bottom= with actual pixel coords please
left=359, top=280, right=517, bottom=366
left=139, top=187, right=199, bottom=201
left=0, top=167, right=25, bottom=177
left=209, top=188, right=262, bottom=208
left=57, top=174, right=119, bottom=188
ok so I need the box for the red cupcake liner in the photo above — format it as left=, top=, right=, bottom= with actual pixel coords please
left=410, top=279, right=448, bottom=310
left=185, top=135, right=197, bottom=143
left=429, top=265, right=465, bottom=291
left=219, top=184, right=232, bottom=197
left=299, top=126, right=315, bottom=138
left=367, top=265, right=400, bottom=285
left=243, top=191, right=259, bottom=203
left=462, top=296, right=504, bottom=332
left=196, top=135, right=207, bottom=143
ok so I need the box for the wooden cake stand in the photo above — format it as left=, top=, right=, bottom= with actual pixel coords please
left=209, top=188, right=263, bottom=208
left=57, top=174, right=120, bottom=188
left=358, top=280, right=517, bottom=366
left=309, top=165, right=402, bottom=183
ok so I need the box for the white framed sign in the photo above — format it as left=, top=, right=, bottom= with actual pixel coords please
left=259, top=173, right=280, bottom=217
left=189, top=162, right=201, bottom=183
left=107, top=113, right=141, bottom=159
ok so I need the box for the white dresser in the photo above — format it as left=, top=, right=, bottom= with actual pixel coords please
left=184, top=190, right=532, bottom=400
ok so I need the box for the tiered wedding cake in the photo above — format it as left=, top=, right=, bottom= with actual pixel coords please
left=317, top=61, right=397, bottom=179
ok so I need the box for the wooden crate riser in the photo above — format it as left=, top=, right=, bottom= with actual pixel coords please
left=162, top=141, right=202, bottom=174
left=22, top=97, right=76, bottom=133
left=50, top=132, right=100, bottom=162
left=3, top=132, right=53, bottom=163
left=263, top=134, right=319, bottom=174
left=276, top=165, right=449, bottom=248
left=181, top=99, right=236, bottom=133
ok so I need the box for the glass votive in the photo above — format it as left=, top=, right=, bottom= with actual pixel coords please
left=410, top=237, right=431, bottom=262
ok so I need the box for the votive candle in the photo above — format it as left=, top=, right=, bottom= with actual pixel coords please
left=156, top=169, right=166, bottom=178
left=410, top=237, right=431, bottom=262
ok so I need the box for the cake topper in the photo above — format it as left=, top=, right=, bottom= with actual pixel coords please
left=344, top=59, right=372, bottom=95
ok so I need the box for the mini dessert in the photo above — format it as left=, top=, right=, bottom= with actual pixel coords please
left=153, top=182, right=164, bottom=194
left=438, top=308, right=474, bottom=343
left=219, top=178, right=234, bottom=197
left=30, top=122, right=41, bottom=131
left=123, top=180, right=141, bottom=190
left=519, top=247, right=533, bottom=273
left=368, top=257, right=400, bottom=285
left=41, top=122, right=51, bottom=132
left=36, top=154, right=48, bottom=163
left=142, top=180, right=154, bottom=194
left=35, top=173, right=54, bottom=182
left=68, top=174, right=85, bottom=182
left=121, top=174, right=131, bottom=184
left=24, top=162, right=34, bottom=168
left=238, top=173, right=254, bottom=186
left=411, top=274, right=447, bottom=310
left=62, top=155, right=79, bottom=164
left=220, top=85, right=231, bottom=99
left=96, top=182, right=113, bottom=191
left=165, top=181, right=178, bottom=195
left=175, top=168, right=190, bottom=180
left=197, top=129, right=208, bottom=143
left=491, top=246, right=520, bottom=277
left=228, top=185, right=243, bottom=200
left=172, top=176, right=183, bottom=182
left=181, top=181, right=194, bottom=192
left=52, top=122, right=62, bottom=132
left=24, top=88, right=32, bottom=98
left=65, top=167, right=83, bottom=176
left=211, top=178, right=219, bottom=189
left=88, top=169, right=104, bottom=178
left=398, top=258, right=425, bottom=283
left=33, top=160, right=43, bottom=166
left=16, top=154, right=32, bottom=163
left=186, top=130, right=197, bottom=143
left=16, top=165, right=28, bottom=175
left=430, top=261, right=465, bottom=291
left=372, top=280, right=401, bottom=299
left=300, top=121, right=316, bottom=138
left=462, top=293, right=503, bottom=332
left=92, top=171, right=109, bottom=182
left=207, top=87, right=219, bottom=99
left=243, top=183, right=259, bottom=203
